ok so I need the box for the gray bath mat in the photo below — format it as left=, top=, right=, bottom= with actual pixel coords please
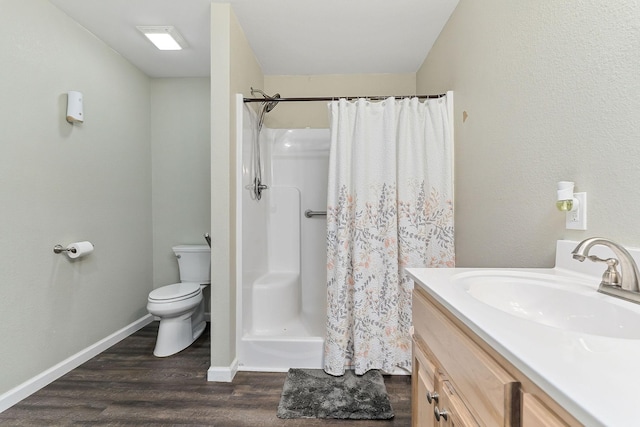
left=277, top=368, right=394, bottom=420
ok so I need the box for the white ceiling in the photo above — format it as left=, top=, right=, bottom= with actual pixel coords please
left=48, top=0, right=459, bottom=78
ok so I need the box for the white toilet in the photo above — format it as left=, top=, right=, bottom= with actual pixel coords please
left=147, top=244, right=210, bottom=357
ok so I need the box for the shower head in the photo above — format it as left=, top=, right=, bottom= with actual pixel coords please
left=251, top=87, right=280, bottom=113
left=265, top=93, right=280, bottom=112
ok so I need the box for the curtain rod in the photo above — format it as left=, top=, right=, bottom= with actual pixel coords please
left=243, top=93, right=446, bottom=103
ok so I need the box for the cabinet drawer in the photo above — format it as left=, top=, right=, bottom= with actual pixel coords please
left=413, top=289, right=519, bottom=426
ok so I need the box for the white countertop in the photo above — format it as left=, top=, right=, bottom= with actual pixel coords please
left=407, top=240, right=640, bottom=427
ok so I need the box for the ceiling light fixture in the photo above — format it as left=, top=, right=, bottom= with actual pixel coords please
left=136, top=26, right=187, bottom=50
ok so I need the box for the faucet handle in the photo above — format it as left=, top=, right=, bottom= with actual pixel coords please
left=602, top=261, right=622, bottom=288
left=588, top=256, right=622, bottom=287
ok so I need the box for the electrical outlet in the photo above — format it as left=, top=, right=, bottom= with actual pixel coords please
left=566, top=192, right=587, bottom=230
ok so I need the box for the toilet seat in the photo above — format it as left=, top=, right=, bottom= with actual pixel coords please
left=148, top=282, right=201, bottom=303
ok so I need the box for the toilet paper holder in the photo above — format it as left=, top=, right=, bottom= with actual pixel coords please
left=53, top=244, right=76, bottom=254
left=53, top=241, right=95, bottom=259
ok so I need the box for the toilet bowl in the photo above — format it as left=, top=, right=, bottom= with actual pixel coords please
left=147, top=245, right=210, bottom=357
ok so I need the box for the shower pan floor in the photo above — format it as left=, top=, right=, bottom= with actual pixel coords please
left=240, top=316, right=325, bottom=372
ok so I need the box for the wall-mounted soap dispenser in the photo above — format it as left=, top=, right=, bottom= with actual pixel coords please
left=556, top=181, right=587, bottom=230
left=66, top=91, right=83, bottom=124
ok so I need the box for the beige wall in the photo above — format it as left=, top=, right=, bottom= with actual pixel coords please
left=0, top=0, right=152, bottom=395
left=151, top=78, right=211, bottom=288
left=264, top=74, right=416, bottom=128
left=418, top=1, right=640, bottom=268
left=210, top=4, right=263, bottom=369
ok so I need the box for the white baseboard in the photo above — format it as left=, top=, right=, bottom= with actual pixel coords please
left=207, top=358, right=238, bottom=382
left=0, top=314, right=154, bottom=413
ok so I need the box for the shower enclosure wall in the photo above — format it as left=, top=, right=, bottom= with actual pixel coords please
left=236, top=96, right=328, bottom=371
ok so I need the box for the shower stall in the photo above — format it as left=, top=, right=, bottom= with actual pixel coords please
left=235, top=94, right=329, bottom=371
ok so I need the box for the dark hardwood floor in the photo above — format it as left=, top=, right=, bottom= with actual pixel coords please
left=0, top=322, right=411, bottom=426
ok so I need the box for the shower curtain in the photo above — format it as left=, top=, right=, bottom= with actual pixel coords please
left=324, top=95, right=454, bottom=376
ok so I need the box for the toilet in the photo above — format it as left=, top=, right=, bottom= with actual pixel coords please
left=147, top=244, right=210, bottom=357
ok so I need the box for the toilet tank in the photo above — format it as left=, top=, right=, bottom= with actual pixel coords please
left=172, top=245, right=211, bottom=284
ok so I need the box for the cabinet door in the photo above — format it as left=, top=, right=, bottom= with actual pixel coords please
left=434, top=380, right=480, bottom=427
left=522, top=393, right=568, bottom=427
left=412, top=341, right=438, bottom=427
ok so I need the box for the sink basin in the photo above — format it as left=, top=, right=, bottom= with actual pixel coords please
left=453, top=271, right=640, bottom=339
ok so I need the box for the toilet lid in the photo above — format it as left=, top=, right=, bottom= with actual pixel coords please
left=148, top=282, right=201, bottom=302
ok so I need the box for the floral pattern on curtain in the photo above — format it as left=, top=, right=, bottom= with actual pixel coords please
left=324, top=95, right=454, bottom=376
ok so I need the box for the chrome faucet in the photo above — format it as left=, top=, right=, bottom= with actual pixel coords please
left=572, top=237, right=640, bottom=304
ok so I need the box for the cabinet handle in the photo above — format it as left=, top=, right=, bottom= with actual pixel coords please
left=426, top=391, right=439, bottom=404
left=434, top=406, right=449, bottom=421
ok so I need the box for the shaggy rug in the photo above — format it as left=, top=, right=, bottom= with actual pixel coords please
left=276, top=368, right=394, bottom=420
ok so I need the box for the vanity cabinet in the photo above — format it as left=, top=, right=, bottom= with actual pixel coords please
left=411, top=287, right=580, bottom=426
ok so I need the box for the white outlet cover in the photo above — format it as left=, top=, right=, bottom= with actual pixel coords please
left=566, top=192, right=587, bottom=230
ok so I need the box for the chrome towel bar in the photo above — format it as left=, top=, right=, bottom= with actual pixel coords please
left=304, top=209, right=327, bottom=218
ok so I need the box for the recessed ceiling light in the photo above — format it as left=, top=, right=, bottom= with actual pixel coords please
left=136, top=26, right=188, bottom=50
